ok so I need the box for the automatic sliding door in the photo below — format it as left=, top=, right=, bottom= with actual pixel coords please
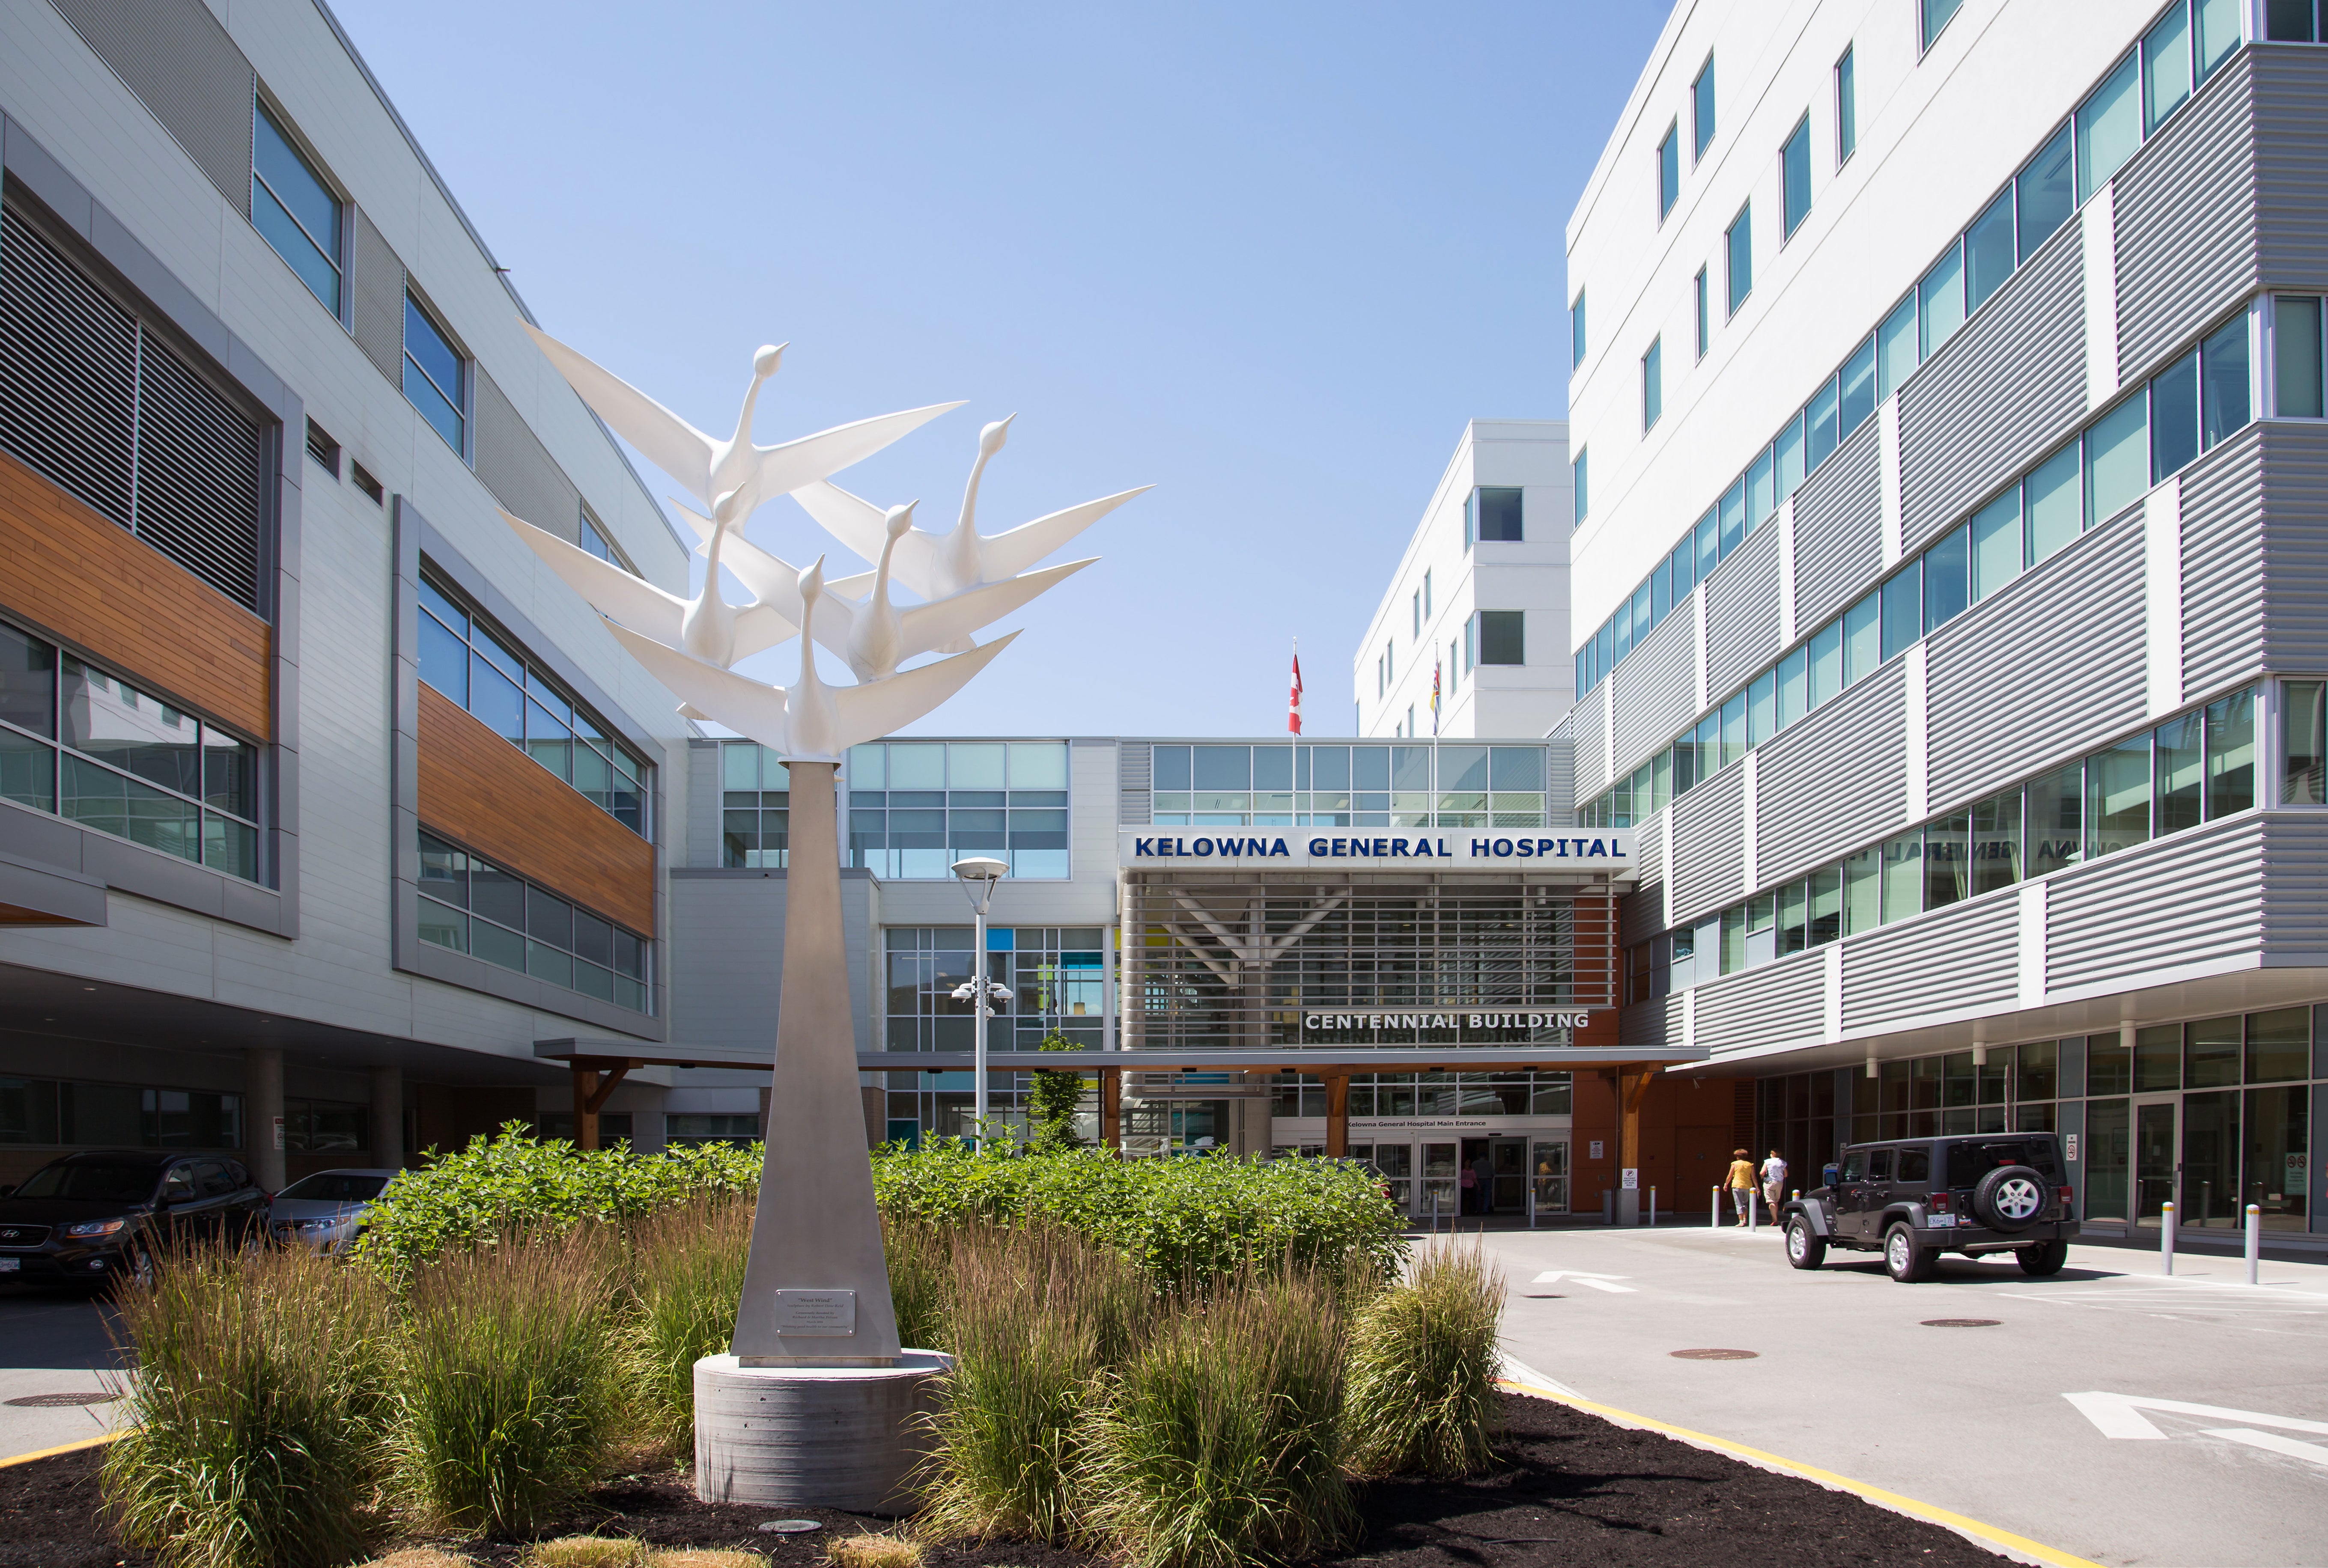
left=2134, top=1098, right=2179, bottom=1228
left=2182, top=1091, right=2239, bottom=1228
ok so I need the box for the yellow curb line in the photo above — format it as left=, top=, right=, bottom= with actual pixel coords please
left=0, top=1432, right=120, bottom=1470
left=1494, top=1378, right=2102, bottom=1568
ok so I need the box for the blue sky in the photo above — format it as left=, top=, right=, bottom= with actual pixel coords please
left=331, top=0, right=1666, bottom=736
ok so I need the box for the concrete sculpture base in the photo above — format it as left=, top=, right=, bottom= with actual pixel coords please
left=692, top=1352, right=951, bottom=1511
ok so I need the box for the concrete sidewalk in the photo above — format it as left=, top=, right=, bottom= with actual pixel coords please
left=0, top=1285, right=129, bottom=1461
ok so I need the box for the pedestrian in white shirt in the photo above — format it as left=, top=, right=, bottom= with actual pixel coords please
left=1761, top=1150, right=1788, bottom=1214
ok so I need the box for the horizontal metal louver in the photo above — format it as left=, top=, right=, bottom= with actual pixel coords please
left=134, top=326, right=262, bottom=607
left=1118, top=742, right=1151, bottom=825
left=0, top=211, right=138, bottom=526
left=49, top=0, right=256, bottom=218
left=349, top=208, right=405, bottom=385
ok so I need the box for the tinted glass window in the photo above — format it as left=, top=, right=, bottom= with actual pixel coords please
left=12, top=1161, right=161, bottom=1202
left=1943, top=1139, right=2059, bottom=1184
left=1896, top=1147, right=1931, bottom=1184
left=275, top=1172, right=390, bottom=1202
left=1866, top=1148, right=1892, bottom=1180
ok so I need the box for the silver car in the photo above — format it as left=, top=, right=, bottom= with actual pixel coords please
left=268, top=1168, right=398, bottom=1255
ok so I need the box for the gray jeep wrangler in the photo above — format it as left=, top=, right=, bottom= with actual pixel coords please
left=1780, top=1133, right=2077, bottom=1282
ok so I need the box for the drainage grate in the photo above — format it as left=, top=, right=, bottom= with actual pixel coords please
left=6, top=1391, right=116, bottom=1407
left=1920, top=1318, right=2001, bottom=1328
left=1669, top=1348, right=1758, bottom=1360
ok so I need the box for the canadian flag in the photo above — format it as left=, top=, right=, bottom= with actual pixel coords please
left=1288, top=643, right=1304, bottom=735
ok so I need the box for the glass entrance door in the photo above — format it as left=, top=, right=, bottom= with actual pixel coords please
left=1420, top=1141, right=1459, bottom=1222
left=2182, top=1091, right=2240, bottom=1229
left=1530, top=1139, right=1569, bottom=1214
left=2134, top=1097, right=2179, bottom=1227
left=1371, top=1143, right=1413, bottom=1213
left=1490, top=1137, right=1529, bottom=1214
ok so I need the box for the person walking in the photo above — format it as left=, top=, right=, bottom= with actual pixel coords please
left=1458, top=1156, right=1480, bottom=1215
left=1726, top=1148, right=1758, bottom=1227
left=1761, top=1149, right=1788, bottom=1217
left=1471, top=1151, right=1495, bottom=1216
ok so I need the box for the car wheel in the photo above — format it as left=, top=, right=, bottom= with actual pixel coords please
left=127, top=1241, right=155, bottom=1290
left=1785, top=1216, right=1827, bottom=1270
left=1884, top=1223, right=1935, bottom=1282
left=1972, top=1165, right=2050, bottom=1232
left=2016, top=1239, right=2069, bottom=1276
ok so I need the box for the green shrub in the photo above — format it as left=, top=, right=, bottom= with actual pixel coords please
left=919, top=1223, right=1149, bottom=1543
left=354, top=1123, right=761, bottom=1283
left=1079, top=1265, right=1354, bottom=1568
left=389, top=1228, right=623, bottom=1535
left=103, top=1242, right=393, bottom=1568
left=623, top=1196, right=752, bottom=1455
left=1341, top=1239, right=1505, bottom=1478
left=873, top=1143, right=1404, bottom=1293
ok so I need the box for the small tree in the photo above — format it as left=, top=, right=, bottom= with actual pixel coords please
left=1028, top=1031, right=1087, bottom=1150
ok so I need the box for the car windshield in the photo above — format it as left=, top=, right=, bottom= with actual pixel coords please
left=1945, top=1139, right=2059, bottom=1184
left=275, top=1173, right=390, bottom=1203
left=11, top=1163, right=161, bottom=1203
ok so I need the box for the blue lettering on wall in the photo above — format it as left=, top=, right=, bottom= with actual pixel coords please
left=1309, top=838, right=1329, bottom=856
left=1389, top=838, right=1409, bottom=858
left=1586, top=838, right=1606, bottom=857
left=1493, top=838, right=1513, bottom=857
left=1193, top=837, right=1215, bottom=855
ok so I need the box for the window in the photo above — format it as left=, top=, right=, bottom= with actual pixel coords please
left=2017, top=125, right=2075, bottom=261
left=402, top=292, right=465, bottom=453
left=2275, top=297, right=2324, bottom=417
left=1477, top=611, right=1525, bottom=666
left=304, top=419, right=340, bottom=479
left=1693, top=267, right=1709, bottom=358
left=1412, top=589, right=1421, bottom=640
left=351, top=462, right=384, bottom=505
left=1725, top=204, right=1752, bottom=315
left=1964, top=187, right=2015, bottom=313
left=417, top=830, right=650, bottom=1012
left=2265, top=0, right=2321, bottom=39
left=1656, top=123, right=1680, bottom=220
left=2143, top=2, right=2194, bottom=132
left=845, top=740, right=1071, bottom=876
left=416, top=568, right=648, bottom=835
left=721, top=741, right=790, bottom=868
left=667, top=1114, right=759, bottom=1148
left=1642, top=337, right=1663, bottom=431
left=579, top=511, right=633, bottom=574
left=2075, top=52, right=2141, bottom=202
left=1474, top=487, right=1521, bottom=542
left=1570, top=292, right=1587, bottom=370
left=1921, top=0, right=1963, bottom=53
left=1781, top=116, right=1812, bottom=238
left=2285, top=681, right=2326, bottom=805
left=0, top=617, right=261, bottom=881
left=1423, top=570, right=1433, bottom=619
left=1691, top=55, right=1716, bottom=161
left=0, top=1078, right=244, bottom=1150
left=1836, top=48, right=1857, bottom=163
left=251, top=104, right=341, bottom=314
left=1572, top=451, right=1589, bottom=526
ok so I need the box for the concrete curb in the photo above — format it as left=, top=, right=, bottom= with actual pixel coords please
left=0, top=1432, right=119, bottom=1470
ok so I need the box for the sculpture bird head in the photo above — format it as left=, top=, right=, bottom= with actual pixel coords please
left=978, top=415, right=1015, bottom=458
left=753, top=343, right=786, bottom=379
left=798, top=556, right=825, bottom=604
left=884, top=502, right=917, bottom=542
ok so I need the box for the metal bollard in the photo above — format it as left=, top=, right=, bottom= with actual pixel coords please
left=1748, top=1188, right=1759, bottom=1232
left=1431, top=1190, right=1441, bottom=1236
left=1528, top=1180, right=1537, bottom=1231
left=1649, top=1186, right=1657, bottom=1227
left=2246, top=1203, right=2262, bottom=1284
left=2161, top=1200, right=2176, bottom=1276
left=1709, top=1185, right=1720, bottom=1229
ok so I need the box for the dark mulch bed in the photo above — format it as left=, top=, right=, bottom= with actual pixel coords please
left=0, top=1393, right=2012, bottom=1567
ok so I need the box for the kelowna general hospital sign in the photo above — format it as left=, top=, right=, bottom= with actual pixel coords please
left=1118, top=829, right=1639, bottom=869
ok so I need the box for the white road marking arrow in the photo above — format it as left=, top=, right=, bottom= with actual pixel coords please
left=2065, top=1392, right=2328, bottom=1455
left=1531, top=1270, right=1637, bottom=1294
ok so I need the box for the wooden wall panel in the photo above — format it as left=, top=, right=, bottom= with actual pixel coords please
left=0, top=450, right=271, bottom=738
left=417, top=683, right=655, bottom=933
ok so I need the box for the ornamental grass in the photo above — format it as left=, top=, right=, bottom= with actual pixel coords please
left=101, top=1241, right=394, bottom=1568
left=622, top=1194, right=752, bottom=1454
left=1341, top=1237, right=1505, bottom=1479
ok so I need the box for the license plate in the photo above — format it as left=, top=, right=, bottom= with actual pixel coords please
left=0, top=1256, right=18, bottom=1271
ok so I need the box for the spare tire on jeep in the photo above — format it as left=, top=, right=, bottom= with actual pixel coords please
left=1972, top=1164, right=2049, bottom=1232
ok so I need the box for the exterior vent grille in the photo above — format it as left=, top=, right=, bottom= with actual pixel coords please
left=0, top=205, right=266, bottom=612
left=1118, top=741, right=1151, bottom=826
left=304, top=419, right=340, bottom=477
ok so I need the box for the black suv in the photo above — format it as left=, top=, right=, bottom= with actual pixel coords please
left=0, top=1150, right=268, bottom=1287
left=1779, top=1134, right=2076, bottom=1282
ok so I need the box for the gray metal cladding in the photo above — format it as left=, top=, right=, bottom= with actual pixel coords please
left=1896, top=232, right=2087, bottom=555
left=2113, top=52, right=2258, bottom=382
left=52, top=0, right=255, bottom=218
left=1790, top=422, right=1883, bottom=632
left=1621, top=831, right=1664, bottom=946
left=1693, top=955, right=1825, bottom=1058
left=2262, top=813, right=2328, bottom=961
left=1609, top=597, right=1695, bottom=778
left=2253, top=50, right=2328, bottom=288
left=2178, top=425, right=2265, bottom=700
left=2045, top=816, right=2263, bottom=994
left=1925, top=508, right=2146, bottom=809
left=1704, top=518, right=1781, bottom=698
left=1669, top=762, right=1745, bottom=924
left=1117, top=742, right=1151, bottom=825
left=1571, top=686, right=1610, bottom=803
left=1752, top=658, right=1906, bottom=889
left=1839, top=894, right=2017, bottom=1033
left=349, top=209, right=404, bottom=386
left=2263, top=422, right=2328, bottom=675
left=472, top=367, right=582, bottom=541
left=1545, top=736, right=1575, bottom=819
left=1620, top=995, right=1683, bottom=1051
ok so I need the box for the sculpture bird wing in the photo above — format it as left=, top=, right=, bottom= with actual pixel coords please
left=601, top=620, right=791, bottom=749
left=829, top=632, right=1020, bottom=754
left=522, top=323, right=719, bottom=500
left=793, top=479, right=944, bottom=591
left=672, top=500, right=856, bottom=655
left=894, top=559, right=1096, bottom=662
left=730, top=603, right=801, bottom=662
left=502, top=510, right=686, bottom=640
left=977, top=487, right=1153, bottom=581
left=754, top=404, right=965, bottom=501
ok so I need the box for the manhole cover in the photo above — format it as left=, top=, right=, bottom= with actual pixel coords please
left=5, top=1391, right=114, bottom=1407
left=758, top=1520, right=822, bottom=1534
left=1519, top=1292, right=1565, bottom=1299
left=1669, top=1348, right=1758, bottom=1360
left=1921, top=1318, right=2001, bottom=1328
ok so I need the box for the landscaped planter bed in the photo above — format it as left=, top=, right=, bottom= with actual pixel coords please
left=0, top=1393, right=2012, bottom=1568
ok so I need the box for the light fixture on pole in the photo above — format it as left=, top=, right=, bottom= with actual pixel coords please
left=950, top=856, right=1011, bottom=1148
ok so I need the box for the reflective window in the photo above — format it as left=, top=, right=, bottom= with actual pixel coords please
left=847, top=740, right=1072, bottom=874
left=1921, top=0, right=1962, bottom=51
left=1692, top=55, right=1716, bottom=159
left=2076, top=52, right=2142, bottom=202
left=1642, top=337, right=1663, bottom=431
left=2018, top=125, right=2075, bottom=259
left=1570, top=292, right=1586, bottom=370
left=1835, top=48, right=1857, bottom=163
left=2274, top=297, right=2323, bottom=417
left=2144, top=3, right=2194, bottom=134
left=2285, top=681, right=2327, bottom=805
left=1725, top=203, right=1752, bottom=315
left=1657, top=124, right=1680, bottom=221
left=251, top=104, right=340, bottom=313
left=1475, top=487, right=1523, bottom=542
left=1781, top=116, right=1812, bottom=238
left=1964, top=187, right=2015, bottom=313
left=403, top=294, right=465, bottom=452
left=417, top=830, right=648, bottom=1012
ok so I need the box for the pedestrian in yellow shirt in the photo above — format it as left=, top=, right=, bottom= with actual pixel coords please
left=1726, top=1148, right=1757, bottom=1227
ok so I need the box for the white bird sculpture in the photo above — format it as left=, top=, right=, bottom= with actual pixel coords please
left=669, top=498, right=1095, bottom=683
left=793, top=416, right=1149, bottom=650
left=521, top=323, right=964, bottom=517
left=600, top=558, right=1016, bottom=762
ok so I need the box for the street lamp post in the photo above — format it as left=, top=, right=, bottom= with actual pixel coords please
left=950, top=856, right=1010, bottom=1148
